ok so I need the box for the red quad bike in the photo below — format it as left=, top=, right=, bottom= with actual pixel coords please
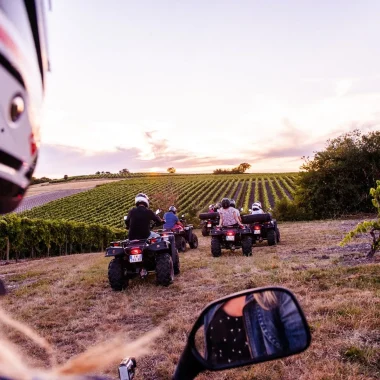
left=157, top=214, right=199, bottom=253
left=210, top=224, right=254, bottom=257
left=105, top=217, right=180, bottom=291
left=118, top=286, right=311, bottom=380
left=199, top=212, right=220, bottom=236
left=242, top=213, right=281, bottom=246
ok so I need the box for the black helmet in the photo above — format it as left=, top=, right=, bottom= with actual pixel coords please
left=230, top=199, right=236, bottom=208
left=135, top=193, right=149, bottom=207
left=168, top=205, right=177, bottom=213
left=221, top=198, right=230, bottom=209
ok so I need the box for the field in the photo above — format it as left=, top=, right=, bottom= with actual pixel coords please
left=21, top=174, right=298, bottom=228
left=0, top=218, right=379, bottom=379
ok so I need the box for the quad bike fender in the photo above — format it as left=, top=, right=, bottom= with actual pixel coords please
left=240, top=228, right=253, bottom=235
left=210, top=229, right=223, bottom=236
left=105, top=246, right=125, bottom=257
left=149, top=240, right=170, bottom=251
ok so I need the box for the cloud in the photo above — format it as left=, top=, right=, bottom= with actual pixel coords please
left=335, top=79, right=353, bottom=97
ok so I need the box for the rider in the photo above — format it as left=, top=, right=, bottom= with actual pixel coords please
left=229, top=198, right=242, bottom=223
left=125, top=193, right=163, bottom=240
left=163, top=206, right=184, bottom=229
left=217, top=198, right=244, bottom=228
left=251, top=201, right=265, bottom=215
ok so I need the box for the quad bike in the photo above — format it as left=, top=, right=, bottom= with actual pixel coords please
left=105, top=217, right=180, bottom=291
left=242, top=213, right=280, bottom=246
left=199, top=211, right=219, bottom=236
left=157, top=213, right=199, bottom=252
left=210, top=224, right=254, bottom=257
left=118, top=286, right=311, bottom=380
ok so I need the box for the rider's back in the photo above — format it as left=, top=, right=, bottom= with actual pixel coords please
left=127, top=206, right=157, bottom=240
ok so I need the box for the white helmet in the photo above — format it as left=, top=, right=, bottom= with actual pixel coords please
left=252, top=201, right=262, bottom=209
left=135, top=193, right=149, bottom=207
left=0, top=1, right=49, bottom=213
left=168, top=205, right=177, bottom=213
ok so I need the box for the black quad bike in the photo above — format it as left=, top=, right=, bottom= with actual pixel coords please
left=157, top=214, right=199, bottom=252
left=199, top=212, right=219, bottom=236
left=118, top=286, right=311, bottom=380
left=242, top=213, right=280, bottom=246
left=210, top=224, right=253, bottom=257
left=105, top=218, right=180, bottom=291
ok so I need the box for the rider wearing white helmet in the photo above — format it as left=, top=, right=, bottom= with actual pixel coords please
left=0, top=0, right=49, bottom=213
left=163, top=205, right=183, bottom=229
left=251, top=201, right=264, bottom=215
left=124, top=193, right=163, bottom=240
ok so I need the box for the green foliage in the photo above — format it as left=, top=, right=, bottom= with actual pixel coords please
left=0, top=215, right=125, bottom=260
left=340, top=180, right=380, bottom=257
left=295, top=130, right=380, bottom=219
left=273, top=198, right=311, bottom=221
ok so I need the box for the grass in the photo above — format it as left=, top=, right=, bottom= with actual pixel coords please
left=0, top=218, right=379, bottom=379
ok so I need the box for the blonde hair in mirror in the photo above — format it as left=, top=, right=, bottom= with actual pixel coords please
left=0, top=305, right=162, bottom=380
left=253, top=291, right=278, bottom=310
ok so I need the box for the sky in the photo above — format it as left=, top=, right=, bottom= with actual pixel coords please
left=35, top=0, right=380, bottom=178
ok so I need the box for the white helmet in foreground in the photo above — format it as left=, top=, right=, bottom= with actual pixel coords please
left=0, top=1, right=49, bottom=213
left=135, top=193, right=149, bottom=207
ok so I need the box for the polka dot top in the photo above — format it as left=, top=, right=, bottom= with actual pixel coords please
left=206, top=306, right=251, bottom=365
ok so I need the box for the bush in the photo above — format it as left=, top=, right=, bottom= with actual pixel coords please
left=273, top=198, right=311, bottom=221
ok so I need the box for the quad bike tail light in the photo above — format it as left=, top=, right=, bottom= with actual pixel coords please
left=131, top=248, right=142, bottom=255
left=111, top=242, right=120, bottom=247
left=150, top=238, right=158, bottom=243
left=226, top=231, right=235, bottom=236
left=254, top=225, right=261, bottom=230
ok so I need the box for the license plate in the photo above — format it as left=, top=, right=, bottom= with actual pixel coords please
left=129, top=254, right=143, bottom=263
left=226, top=235, right=235, bottom=241
left=207, top=223, right=212, bottom=227
left=254, top=230, right=261, bottom=234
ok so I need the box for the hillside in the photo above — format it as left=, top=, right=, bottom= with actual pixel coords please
left=21, top=173, right=297, bottom=228
left=0, top=219, right=378, bottom=379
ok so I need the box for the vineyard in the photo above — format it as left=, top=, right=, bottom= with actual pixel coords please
left=21, top=173, right=298, bottom=228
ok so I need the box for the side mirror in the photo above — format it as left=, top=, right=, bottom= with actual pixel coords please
left=155, top=209, right=161, bottom=215
left=123, top=215, right=128, bottom=220
left=181, top=214, right=185, bottom=218
left=248, top=209, right=252, bottom=212
left=240, top=207, right=244, bottom=212
left=174, top=287, right=311, bottom=378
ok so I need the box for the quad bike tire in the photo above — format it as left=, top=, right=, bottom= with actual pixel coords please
left=173, top=248, right=180, bottom=275
left=156, top=253, right=174, bottom=286
left=267, top=230, right=277, bottom=246
left=176, top=236, right=187, bottom=252
left=201, top=225, right=210, bottom=236
left=211, top=238, right=222, bottom=257
left=242, top=236, right=253, bottom=257
left=275, top=227, right=281, bottom=242
left=108, top=258, right=127, bottom=291
left=189, top=233, right=199, bottom=249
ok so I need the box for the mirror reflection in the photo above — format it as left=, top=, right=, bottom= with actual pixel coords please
left=195, top=289, right=309, bottom=368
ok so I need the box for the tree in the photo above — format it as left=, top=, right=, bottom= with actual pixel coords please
left=213, top=163, right=251, bottom=175
left=340, top=180, right=380, bottom=258
left=95, top=171, right=100, bottom=175
left=294, top=130, right=380, bottom=219
left=64, top=174, right=68, bottom=180
left=167, top=167, right=176, bottom=174
left=119, top=168, right=130, bottom=174
left=237, top=163, right=251, bottom=173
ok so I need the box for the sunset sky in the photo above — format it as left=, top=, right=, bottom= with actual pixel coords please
left=36, top=0, right=380, bottom=178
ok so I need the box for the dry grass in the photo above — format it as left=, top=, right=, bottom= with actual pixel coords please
left=0, top=218, right=379, bottom=379
left=25, top=179, right=124, bottom=197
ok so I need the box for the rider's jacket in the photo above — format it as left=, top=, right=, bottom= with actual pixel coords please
left=125, top=206, right=162, bottom=240
left=163, top=212, right=179, bottom=229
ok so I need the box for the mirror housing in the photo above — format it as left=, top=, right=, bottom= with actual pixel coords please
left=186, top=287, right=311, bottom=372
left=123, top=215, right=128, bottom=220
